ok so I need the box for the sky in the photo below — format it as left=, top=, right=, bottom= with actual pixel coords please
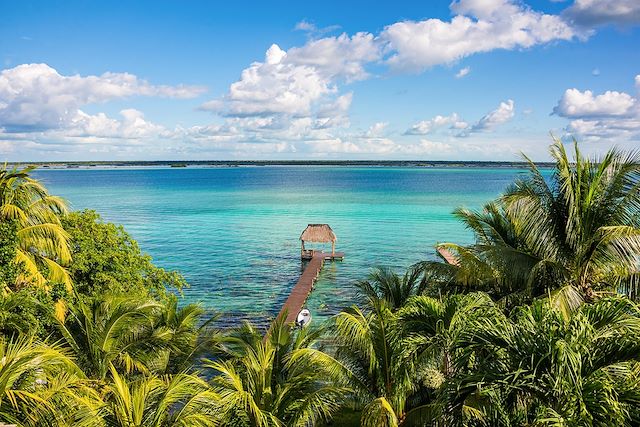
left=0, top=0, right=639, bottom=161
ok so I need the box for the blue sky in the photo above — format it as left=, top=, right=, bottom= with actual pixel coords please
left=1, top=0, right=639, bottom=161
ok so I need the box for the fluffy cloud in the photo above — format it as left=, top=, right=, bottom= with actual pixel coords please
left=62, top=109, right=169, bottom=141
left=455, top=67, right=471, bottom=78
left=0, top=63, right=206, bottom=132
left=286, top=32, right=380, bottom=82
left=553, top=88, right=636, bottom=117
left=405, top=113, right=468, bottom=135
left=469, top=99, right=515, bottom=132
left=202, top=0, right=574, bottom=149
left=0, top=1, right=603, bottom=159
left=196, top=33, right=380, bottom=153
left=382, top=0, right=576, bottom=72
left=201, top=32, right=379, bottom=119
left=564, top=0, right=640, bottom=27
left=555, top=75, right=640, bottom=141
left=406, top=100, right=514, bottom=137
left=200, top=44, right=337, bottom=117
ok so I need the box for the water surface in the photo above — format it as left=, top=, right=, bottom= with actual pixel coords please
left=34, top=166, right=525, bottom=325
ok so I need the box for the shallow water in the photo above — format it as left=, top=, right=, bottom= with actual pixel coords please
left=34, top=166, right=527, bottom=326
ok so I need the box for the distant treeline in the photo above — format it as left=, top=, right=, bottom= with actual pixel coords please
left=9, top=160, right=557, bottom=168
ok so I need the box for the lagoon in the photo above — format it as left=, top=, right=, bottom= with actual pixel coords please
left=34, top=166, right=526, bottom=325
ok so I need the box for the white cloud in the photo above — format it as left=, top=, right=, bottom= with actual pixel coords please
left=202, top=0, right=575, bottom=148
left=365, top=122, right=388, bottom=137
left=555, top=75, right=640, bottom=141
left=406, top=100, right=514, bottom=137
left=405, top=113, right=468, bottom=135
left=382, top=0, right=576, bottom=72
left=63, top=109, right=169, bottom=141
left=294, top=20, right=316, bottom=32
left=564, top=0, right=640, bottom=27
left=201, top=32, right=379, bottom=118
left=200, top=44, right=337, bottom=117
left=455, top=67, right=471, bottom=78
left=553, top=88, right=636, bottom=117
left=197, top=34, right=379, bottom=151
left=286, top=32, right=380, bottom=82
left=317, top=92, right=352, bottom=120
left=401, top=139, right=455, bottom=155
left=294, top=20, right=341, bottom=36
left=470, top=99, right=515, bottom=132
left=0, top=63, right=206, bottom=132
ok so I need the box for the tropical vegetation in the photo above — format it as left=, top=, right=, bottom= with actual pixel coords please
left=1, top=140, right=640, bottom=426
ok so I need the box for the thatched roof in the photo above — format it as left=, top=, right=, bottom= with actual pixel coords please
left=300, top=224, right=337, bottom=243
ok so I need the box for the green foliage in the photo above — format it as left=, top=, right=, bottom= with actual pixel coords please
left=0, top=335, right=100, bottom=427
left=448, top=297, right=640, bottom=426
left=1, top=140, right=640, bottom=426
left=103, top=366, right=218, bottom=427
left=0, top=221, right=20, bottom=289
left=62, top=209, right=186, bottom=298
left=420, top=139, right=640, bottom=306
left=356, top=266, right=425, bottom=311
left=0, top=290, right=52, bottom=338
left=56, top=295, right=166, bottom=380
left=55, top=294, right=218, bottom=381
left=0, top=165, right=72, bottom=291
left=206, top=316, right=348, bottom=426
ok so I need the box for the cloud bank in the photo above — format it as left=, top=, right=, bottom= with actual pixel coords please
left=554, top=75, right=640, bottom=141
left=2, top=0, right=637, bottom=160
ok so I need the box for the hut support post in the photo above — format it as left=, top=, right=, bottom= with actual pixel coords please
left=301, top=240, right=305, bottom=256
left=331, top=241, right=335, bottom=256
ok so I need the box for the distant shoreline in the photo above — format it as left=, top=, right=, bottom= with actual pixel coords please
left=11, top=160, right=555, bottom=169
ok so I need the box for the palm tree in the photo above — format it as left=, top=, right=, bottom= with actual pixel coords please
left=329, top=303, right=411, bottom=426
left=420, top=202, right=547, bottom=308
left=153, top=296, right=224, bottom=374
left=0, top=335, right=101, bottom=426
left=0, top=291, right=37, bottom=337
left=0, top=165, right=72, bottom=292
left=392, top=293, right=505, bottom=425
left=103, top=365, right=218, bottom=427
left=299, top=285, right=432, bottom=427
left=356, top=267, right=424, bottom=311
left=448, top=296, right=640, bottom=426
left=314, top=292, right=499, bottom=426
left=421, top=140, right=640, bottom=305
left=206, top=315, right=347, bottom=426
left=397, top=293, right=498, bottom=380
left=56, top=296, right=166, bottom=380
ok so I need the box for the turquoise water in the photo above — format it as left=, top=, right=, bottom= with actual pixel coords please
left=33, top=166, right=525, bottom=326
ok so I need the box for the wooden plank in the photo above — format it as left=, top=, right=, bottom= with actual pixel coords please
left=277, top=252, right=325, bottom=323
left=264, top=251, right=344, bottom=340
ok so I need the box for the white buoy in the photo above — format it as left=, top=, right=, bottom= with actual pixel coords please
left=296, top=309, right=312, bottom=328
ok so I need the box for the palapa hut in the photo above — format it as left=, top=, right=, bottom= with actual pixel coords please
left=300, top=224, right=337, bottom=258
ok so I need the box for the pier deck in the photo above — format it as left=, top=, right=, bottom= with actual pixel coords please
left=277, top=251, right=344, bottom=324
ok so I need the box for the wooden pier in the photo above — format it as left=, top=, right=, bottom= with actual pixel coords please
left=276, top=251, right=344, bottom=324
left=264, top=224, right=343, bottom=339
